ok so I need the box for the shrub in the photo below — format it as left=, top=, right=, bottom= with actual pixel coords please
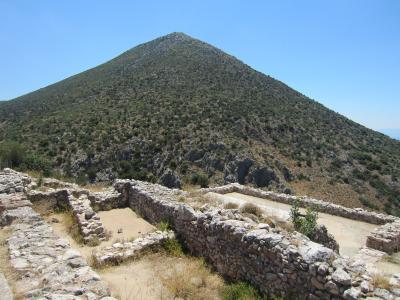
left=163, top=238, right=184, bottom=257
left=23, top=154, right=52, bottom=176
left=0, top=141, right=25, bottom=168
left=290, top=198, right=318, bottom=237
left=157, top=220, right=171, bottom=231
left=190, top=172, right=209, bottom=188
left=359, top=195, right=378, bottom=210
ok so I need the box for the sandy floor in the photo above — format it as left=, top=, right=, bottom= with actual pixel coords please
left=376, top=252, right=400, bottom=276
left=209, top=192, right=378, bottom=258
left=97, top=208, right=156, bottom=243
left=48, top=208, right=156, bottom=259
left=99, top=257, right=171, bottom=300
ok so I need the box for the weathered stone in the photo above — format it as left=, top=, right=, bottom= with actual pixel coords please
left=343, top=287, right=361, bottom=300
left=332, top=268, right=352, bottom=286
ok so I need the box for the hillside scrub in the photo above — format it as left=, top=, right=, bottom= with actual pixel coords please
left=0, top=141, right=52, bottom=176
left=0, top=33, right=399, bottom=213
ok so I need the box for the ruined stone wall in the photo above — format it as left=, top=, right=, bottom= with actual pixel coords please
left=203, top=184, right=400, bottom=255
left=202, top=183, right=397, bottom=225
left=114, top=179, right=387, bottom=299
left=0, top=178, right=115, bottom=299
left=366, top=221, right=400, bottom=254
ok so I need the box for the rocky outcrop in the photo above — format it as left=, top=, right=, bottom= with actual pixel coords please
left=159, top=168, right=182, bottom=189
left=366, top=221, right=400, bottom=254
left=224, top=157, right=254, bottom=184
left=93, top=230, right=175, bottom=266
left=249, top=166, right=278, bottom=187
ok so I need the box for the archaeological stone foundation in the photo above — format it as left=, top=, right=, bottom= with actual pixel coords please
left=1, top=168, right=400, bottom=299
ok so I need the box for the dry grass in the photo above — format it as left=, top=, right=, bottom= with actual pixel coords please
left=157, top=255, right=224, bottom=300
left=31, top=199, right=57, bottom=216
left=262, top=214, right=294, bottom=232
left=60, top=211, right=85, bottom=244
left=371, top=273, right=391, bottom=290
left=240, top=203, right=263, bottom=217
left=81, top=183, right=111, bottom=192
left=224, top=202, right=239, bottom=209
left=186, top=191, right=223, bottom=210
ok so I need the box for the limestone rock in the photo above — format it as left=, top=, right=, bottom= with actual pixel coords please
left=332, top=268, right=351, bottom=286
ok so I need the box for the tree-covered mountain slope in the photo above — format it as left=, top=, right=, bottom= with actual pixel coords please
left=1, top=32, right=399, bottom=214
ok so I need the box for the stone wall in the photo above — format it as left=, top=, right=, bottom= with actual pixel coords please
left=202, top=183, right=398, bottom=225
left=0, top=186, right=115, bottom=299
left=366, top=221, right=400, bottom=254
left=94, top=230, right=175, bottom=266
left=203, top=183, right=400, bottom=255
left=114, top=179, right=397, bottom=299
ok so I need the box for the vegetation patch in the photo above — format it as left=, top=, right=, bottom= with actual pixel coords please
left=290, top=198, right=318, bottom=238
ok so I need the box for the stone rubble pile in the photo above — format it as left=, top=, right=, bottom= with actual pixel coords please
left=94, top=230, right=175, bottom=266
left=367, top=221, right=400, bottom=254
left=0, top=168, right=35, bottom=194
left=114, top=179, right=400, bottom=299
left=69, top=194, right=107, bottom=244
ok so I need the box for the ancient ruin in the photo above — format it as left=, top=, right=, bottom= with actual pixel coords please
left=1, top=168, right=400, bottom=299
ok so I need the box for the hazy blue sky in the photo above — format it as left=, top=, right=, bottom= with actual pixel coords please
left=1, top=0, right=399, bottom=131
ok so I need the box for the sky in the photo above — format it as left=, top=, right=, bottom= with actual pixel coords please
left=1, top=0, right=399, bottom=134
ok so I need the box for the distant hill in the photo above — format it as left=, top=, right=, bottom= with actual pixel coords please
left=0, top=32, right=399, bottom=214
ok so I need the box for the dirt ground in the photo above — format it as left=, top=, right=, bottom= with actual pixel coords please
left=47, top=208, right=155, bottom=258
left=209, top=192, right=378, bottom=258
left=46, top=208, right=224, bottom=300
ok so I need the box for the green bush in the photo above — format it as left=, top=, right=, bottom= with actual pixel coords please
left=163, top=238, right=184, bottom=257
left=190, top=172, right=209, bottom=188
left=23, top=154, right=52, bottom=176
left=157, top=220, right=171, bottom=231
left=290, top=198, right=318, bottom=237
left=0, top=142, right=52, bottom=176
left=0, top=141, right=25, bottom=168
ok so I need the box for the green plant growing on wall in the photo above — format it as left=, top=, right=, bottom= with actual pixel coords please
left=290, top=198, right=318, bottom=237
